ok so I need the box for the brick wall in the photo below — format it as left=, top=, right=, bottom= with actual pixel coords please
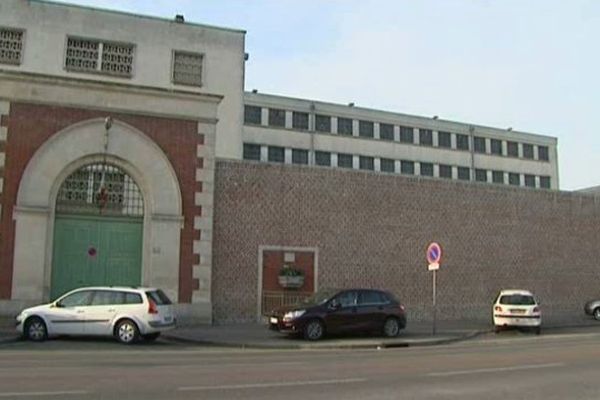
left=213, top=160, right=600, bottom=324
left=0, top=102, right=201, bottom=302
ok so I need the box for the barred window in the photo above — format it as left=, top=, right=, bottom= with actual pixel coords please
left=401, top=160, right=414, bottom=175
left=538, top=145, right=549, bottom=161
left=359, top=156, right=374, bottom=170
left=380, top=158, right=395, bottom=173
left=457, top=167, right=470, bottom=181
left=268, top=108, right=286, bottom=127
left=420, top=162, right=433, bottom=177
left=0, top=27, right=24, bottom=65
left=337, top=153, right=353, bottom=168
left=66, top=37, right=134, bottom=77
left=292, top=112, right=309, bottom=130
left=524, top=174, right=536, bottom=188
left=540, top=176, right=551, bottom=189
left=438, top=131, right=451, bottom=148
left=379, top=123, right=394, bottom=141
left=292, top=149, right=308, bottom=165
left=475, top=169, right=488, bottom=182
left=507, top=141, right=519, bottom=157
left=359, top=120, right=374, bottom=138
left=315, top=151, right=331, bottom=166
left=492, top=170, right=504, bottom=184
left=491, top=139, right=503, bottom=155
left=172, top=51, right=203, bottom=86
left=439, top=164, right=452, bottom=179
left=400, top=126, right=414, bottom=143
left=474, top=136, right=486, bottom=153
left=244, top=105, right=262, bottom=125
left=337, top=118, right=353, bottom=135
left=419, top=129, right=433, bottom=146
left=268, top=146, right=284, bottom=163
left=523, top=143, right=534, bottom=159
left=456, top=134, right=469, bottom=150
left=509, top=172, right=520, bottom=186
left=315, top=115, right=331, bottom=132
left=243, top=143, right=261, bottom=161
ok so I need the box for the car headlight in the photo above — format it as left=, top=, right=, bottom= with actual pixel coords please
left=16, top=313, right=26, bottom=323
left=283, top=310, right=306, bottom=320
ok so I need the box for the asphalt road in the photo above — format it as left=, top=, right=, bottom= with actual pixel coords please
left=1, top=330, right=600, bottom=400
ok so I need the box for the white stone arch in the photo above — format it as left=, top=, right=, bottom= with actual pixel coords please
left=12, top=118, right=183, bottom=302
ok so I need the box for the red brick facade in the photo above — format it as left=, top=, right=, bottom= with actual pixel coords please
left=0, top=102, right=202, bottom=302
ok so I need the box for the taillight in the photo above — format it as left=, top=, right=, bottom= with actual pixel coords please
left=494, top=306, right=503, bottom=312
left=148, top=299, right=159, bottom=314
left=399, top=305, right=405, bottom=312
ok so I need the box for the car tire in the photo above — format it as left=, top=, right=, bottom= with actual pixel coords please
left=142, top=333, right=161, bottom=342
left=303, top=319, right=325, bottom=341
left=534, top=327, right=541, bottom=335
left=24, top=317, right=47, bottom=342
left=594, top=308, right=600, bottom=321
left=382, top=317, right=401, bottom=338
left=115, top=319, right=140, bottom=344
left=494, top=325, right=502, bottom=334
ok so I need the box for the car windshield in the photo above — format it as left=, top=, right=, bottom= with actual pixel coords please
left=301, top=289, right=339, bottom=306
left=499, top=294, right=536, bottom=305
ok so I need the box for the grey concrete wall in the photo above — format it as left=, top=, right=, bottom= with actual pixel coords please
left=213, top=160, right=600, bottom=325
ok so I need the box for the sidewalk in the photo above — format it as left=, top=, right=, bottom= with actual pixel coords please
left=162, top=320, right=490, bottom=349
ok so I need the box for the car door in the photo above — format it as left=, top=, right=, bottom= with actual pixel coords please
left=356, top=290, right=387, bottom=331
left=85, top=290, right=122, bottom=336
left=49, top=290, right=94, bottom=335
left=325, top=291, right=358, bottom=334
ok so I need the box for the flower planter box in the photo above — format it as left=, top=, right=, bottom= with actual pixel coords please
left=278, top=275, right=305, bottom=289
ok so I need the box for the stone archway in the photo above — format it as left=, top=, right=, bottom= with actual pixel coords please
left=12, top=118, right=183, bottom=303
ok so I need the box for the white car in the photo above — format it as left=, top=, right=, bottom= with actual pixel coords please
left=493, top=289, right=541, bottom=334
left=16, top=286, right=176, bottom=344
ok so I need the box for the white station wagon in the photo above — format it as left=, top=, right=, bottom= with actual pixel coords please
left=16, top=286, right=176, bottom=344
left=493, top=289, right=541, bottom=334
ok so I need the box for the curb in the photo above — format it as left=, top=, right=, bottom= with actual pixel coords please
left=162, top=329, right=489, bottom=350
left=0, top=335, right=21, bottom=345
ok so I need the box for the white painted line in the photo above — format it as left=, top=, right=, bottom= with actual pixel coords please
left=178, top=378, right=367, bottom=391
left=426, top=362, right=565, bottom=377
left=0, top=390, right=89, bottom=397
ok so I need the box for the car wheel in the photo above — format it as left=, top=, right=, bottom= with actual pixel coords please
left=115, top=319, right=140, bottom=344
left=594, top=308, right=600, bottom=321
left=303, top=319, right=324, bottom=341
left=24, top=317, right=47, bottom=342
left=534, top=327, right=541, bottom=335
left=383, top=317, right=401, bottom=337
left=494, top=325, right=502, bottom=334
left=142, top=333, right=161, bottom=342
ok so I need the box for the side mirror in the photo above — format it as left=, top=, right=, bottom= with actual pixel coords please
left=328, top=300, right=341, bottom=310
left=54, top=301, right=63, bottom=308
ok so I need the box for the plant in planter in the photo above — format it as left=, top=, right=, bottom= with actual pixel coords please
left=278, top=265, right=305, bottom=289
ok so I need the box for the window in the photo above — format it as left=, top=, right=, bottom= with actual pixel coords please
left=456, top=134, right=469, bottom=150
left=172, top=51, right=203, bottom=86
left=538, top=146, right=549, bottom=161
left=268, top=146, right=284, bottom=163
left=90, top=290, right=118, bottom=306
left=379, top=123, right=394, bottom=141
left=419, top=129, right=433, bottom=146
left=268, top=108, right=285, bottom=127
left=474, top=137, right=486, bottom=153
left=58, top=290, right=93, bottom=307
left=359, top=120, right=374, bottom=138
left=523, top=143, right=534, bottom=159
left=457, top=167, right=470, bottom=181
left=124, top=292, right=143, bottom=304
left=359, top=156, right=374, bottom=170
left=292, top=149, right=308, bottom=165
left=315, top=115, right=331, bottom=132
left=243, top=143, right=261, bottom=161
left=401, top=160, right=414, bottom=175
left=499, top=295, right=535, bottom=305
left=337, top=153, right=353, bottom=168
left=146, top=290, right=172, bottom=305
left=524, top=174, right=536, bottom=188
left=66, top=37, right=134, bottom=77
left=475, top=169, right=487, bottom=182
left=509, top=173, right=520, bottom=186
left=0, top=27, right=24, bottom=65
left=439, top=164, right=452, bottom=179
left=358, top=290, right=387, bottom=305
left=540, top=176, right=551, bottom=189
left=337, top=117, right=353, bottom=135
left=438, top=131, right=451, bottom=148
left=334, top=291, right=357, bottom=307
left=492, top=170, right=504, bottom=184
left=292, top=112, right=309, bottom=130
left=400, top=126, right=414, bottom=143
left=380, top=158, right=395, bottom=173
left=507, top=141, right=518, bottom=157
left=315, top=151, right=331, bottom=166
left=490, top=139, right=503, bottom=155
left=420, top=162, right=433, bottom=176
left=244, top=105, right=262, bottom=125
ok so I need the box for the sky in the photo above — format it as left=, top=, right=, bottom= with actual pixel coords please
left=52, top=0, right=600, bottom=191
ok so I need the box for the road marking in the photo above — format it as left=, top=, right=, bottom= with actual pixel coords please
left=178, top=378, right=367, bottom=391
left=0, top=390, right=89, bottom=397
left=426, top=362, right=565, bottom=377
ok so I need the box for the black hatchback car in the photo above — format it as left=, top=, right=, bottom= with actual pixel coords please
left=268, top=288, right=406, bottom=340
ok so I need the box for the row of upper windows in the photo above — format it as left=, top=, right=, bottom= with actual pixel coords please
left=244, top=105, right=550, bottom=162
left=0, top=26, right=203, bottom=86
left=243, top=143, right=552, bottom=189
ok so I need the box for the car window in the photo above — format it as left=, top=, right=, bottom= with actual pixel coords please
left=334, top=291, right=357, bottom=308
left=499, top=295, right=536, bottom=305
left=124, top=292, right=143, bottom=304
left=90, top=290, right=119, bottom=306
left=58, top=290, right=93, bottom=307
left=358, top=290, right=386, bottom=305
left=146, top=290, right=172, bottom=305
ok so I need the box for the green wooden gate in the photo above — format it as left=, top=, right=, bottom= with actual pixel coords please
left=50, top=163, right=144, bottom=299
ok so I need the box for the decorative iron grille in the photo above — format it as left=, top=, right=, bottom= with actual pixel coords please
left=0, top=27, right=24, bottom=65
left=173, top=51, right=203, bottom=86
left=66, top=37, right=134, bottom=77
left=56, top=163, right=143, bottom=217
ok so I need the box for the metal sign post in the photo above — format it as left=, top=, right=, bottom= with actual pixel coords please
left=426, top=243, right=442, bottom=336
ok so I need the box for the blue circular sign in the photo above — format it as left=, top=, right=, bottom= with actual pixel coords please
left=426, top=242, right=442, bottom=264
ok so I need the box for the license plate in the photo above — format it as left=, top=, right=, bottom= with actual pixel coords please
left=270, top=317, right=278, bottom=324
left=164, top=316, right=173, bottom=323
left=510, top=309, right=525, bottom=314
